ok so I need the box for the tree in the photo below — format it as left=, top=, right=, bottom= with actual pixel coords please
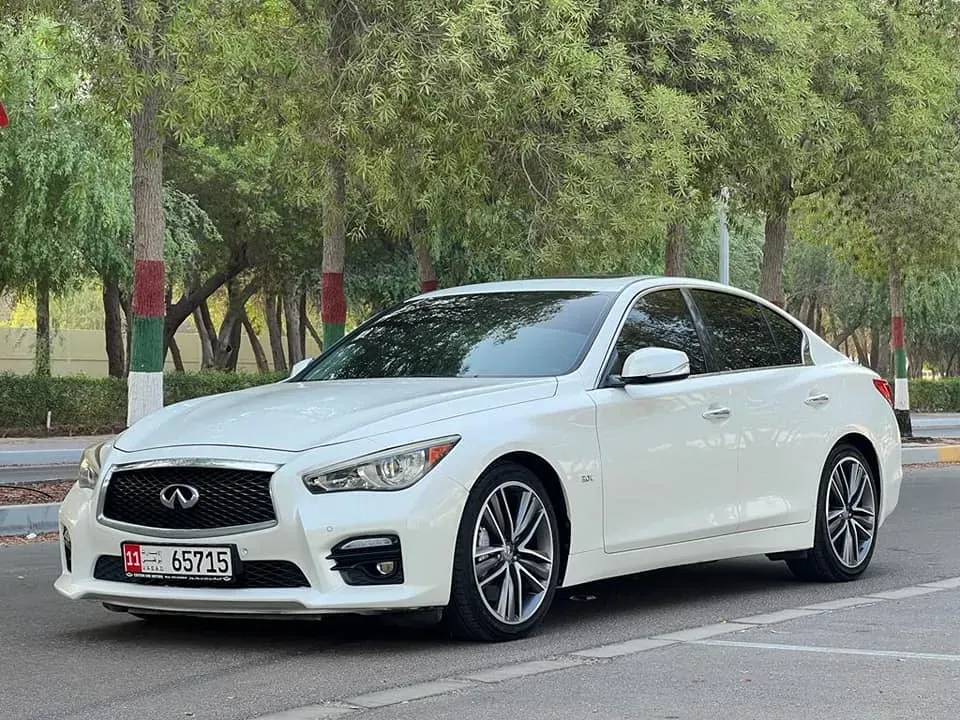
left=0, top=16, right=130, bottom=375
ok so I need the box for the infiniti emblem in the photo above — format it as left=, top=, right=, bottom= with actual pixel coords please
left=159, top=484, right=200, bottom=510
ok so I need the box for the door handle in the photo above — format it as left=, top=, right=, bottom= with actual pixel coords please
left=804, top=393, right=830, bottom=407
left=702, top=407, right=731, bottom=421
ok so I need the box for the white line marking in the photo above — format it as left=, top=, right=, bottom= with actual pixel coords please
left=250, top=705, right=358, bottom=719
left=651, top=622, right=754, bottom=642
left=864, top=586, right=943, bottom=600
left=461, top=657, right=585, bottom=683
left=570, top=638, right=677, bottom=659
left=919, top=577, right=960, bottom=590
left=343, top=679, right=475, bottom=709
left=800, top=597, right=880, bottom=611
left=734, top=608, right=823, bottom=625
left=693, top=639, right=960, bottom=663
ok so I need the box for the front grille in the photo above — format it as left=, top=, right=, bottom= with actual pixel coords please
left=93, top=555, right=310, bottom=588
left=102, top=466, right=276, bottom=531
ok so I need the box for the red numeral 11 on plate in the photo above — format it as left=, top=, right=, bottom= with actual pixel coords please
left=123, top=545, right=142, bottom=573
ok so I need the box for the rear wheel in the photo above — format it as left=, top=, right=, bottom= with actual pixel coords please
left=442, top=462, right=560, bottom=642
left=787, top=443, right=879, bottom=582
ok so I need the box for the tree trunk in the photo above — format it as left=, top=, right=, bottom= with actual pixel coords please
left=889, top=260, right=912, bottom=436
left=322, top=154, right=348, bottom=348
left=851, top=331, right=867, bottom=366
left=304, top=314, right=323, bottom=351
left=120, top=290, right=132, bottom=377
left=298, top=291, right=307, bottom=356
left=241, top=309, right=270, bottom=373
left=284, top=286, right=304, bottom=365
left=664, top=223, right=687, bottom=276
left=213, top=280, right=259, bottom=371
left=35, top=276, right=51, bottom=377
left=321, top=4, right=349, bottom=349
left=265, top=293, right=286, bottom=371
left=411, top=208, right=437, bottom=292
left=193, top=306, right=214, bottom=369
left=102, top=273, right=126, bottom=378
left=759, top=174, right=792, bottom=307
left=127, top=85, right=166, bottom=425
left=169, top=335, right=184, bottom=372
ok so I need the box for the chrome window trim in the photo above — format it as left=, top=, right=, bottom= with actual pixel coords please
left=592, top=282, right=813, bottom=390
left=96, top=458, right=282, bottom=539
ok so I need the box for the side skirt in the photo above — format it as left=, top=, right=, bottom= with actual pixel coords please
left=560, top=522, right=813, bottom=588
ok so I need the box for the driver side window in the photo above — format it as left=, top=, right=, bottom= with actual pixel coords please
left=611, top=289, right=707, bottom=376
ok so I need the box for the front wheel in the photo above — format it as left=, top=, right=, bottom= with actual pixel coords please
left=787, top=443, right=879, bottom=582
left=442, top=462, right=560, bottom=642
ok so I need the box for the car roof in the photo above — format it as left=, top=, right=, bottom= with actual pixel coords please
left=423, top=276, right=653, bottom=296
left=420, top=275, right=751, bottom=297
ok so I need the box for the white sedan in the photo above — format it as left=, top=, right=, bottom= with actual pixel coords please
left=55, top=276, right=902, bottom=641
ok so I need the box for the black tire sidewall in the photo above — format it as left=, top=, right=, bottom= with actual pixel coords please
left=813, top=444, right=879, bottom=580
left=447, top=462, right=561, bottom=641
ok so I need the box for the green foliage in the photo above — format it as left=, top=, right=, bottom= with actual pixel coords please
left=0, top=15, right=131, bottom=293
left=909, top=380, right=960, bottom=413
left=0, top=370, right=285, bottom=435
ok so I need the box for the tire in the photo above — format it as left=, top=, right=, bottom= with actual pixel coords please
left=786, top=443, right=879, bottom=582
left=442, top=462, right=561, bottom=642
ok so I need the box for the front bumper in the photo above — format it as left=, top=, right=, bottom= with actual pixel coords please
left=55, top=467, right=468, bottom=616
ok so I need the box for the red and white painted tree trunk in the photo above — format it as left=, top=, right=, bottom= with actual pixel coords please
left=127, top=88, right=166, bottom=425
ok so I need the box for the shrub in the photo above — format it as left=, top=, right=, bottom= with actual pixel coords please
left=909, top=379, right=960, bottom=413
left=0, top=371, right=286, bottom=437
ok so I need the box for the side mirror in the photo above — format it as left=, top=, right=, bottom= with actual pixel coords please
left=620, top=347, right=690, bottom=385
left=287, top=358, right=313, bottom=380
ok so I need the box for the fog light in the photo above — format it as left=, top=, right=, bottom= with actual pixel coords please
left=376, top=561, right=396, bottom=576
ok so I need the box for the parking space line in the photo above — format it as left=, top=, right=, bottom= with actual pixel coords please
left=460, top=657, right=586, bottom=683
left=864, top=586, right=943, bottom=600
left=691, top=639, right=960, bottom=663
left=919, top=576, right=960, bottom=590
left=734, top=608, right=823, bottom=625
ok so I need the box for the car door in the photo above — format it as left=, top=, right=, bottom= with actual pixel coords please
left=687, top=289, right=821, bottom=531
left=591, top=288, right=741, bottom=554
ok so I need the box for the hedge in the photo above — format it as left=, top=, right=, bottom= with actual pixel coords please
left=0, top=370, right=286, bottom=437
left=908, top=379, right=960, bottom=413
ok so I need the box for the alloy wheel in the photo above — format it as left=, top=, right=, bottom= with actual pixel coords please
left=825, top=456, right=876, bottom=569
left=472, top=481, right=555, bottom=625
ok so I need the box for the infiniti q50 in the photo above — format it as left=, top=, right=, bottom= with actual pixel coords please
left=55, top=276, right=902, bottom=641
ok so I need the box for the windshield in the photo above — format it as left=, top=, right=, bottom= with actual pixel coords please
left=301, top=290, right=614, bottom=380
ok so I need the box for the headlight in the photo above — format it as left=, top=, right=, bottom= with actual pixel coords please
left=302, top=436, right=459, bottom=493
left=78, top=440, right=112, bottom=489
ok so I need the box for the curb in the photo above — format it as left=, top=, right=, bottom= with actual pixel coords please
left=902, top=444, right=960, bottom=465
left=0, top=502, right=59, bottom=535
left=0, top=465, right=77, bottom=486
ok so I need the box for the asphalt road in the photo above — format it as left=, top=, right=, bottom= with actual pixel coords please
left=912, top=413, right=960, bottom=438
left=2, top=465, right=958, bottom=720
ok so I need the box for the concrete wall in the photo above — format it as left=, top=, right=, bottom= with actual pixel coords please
left=0, top=327, right=322, bottom=376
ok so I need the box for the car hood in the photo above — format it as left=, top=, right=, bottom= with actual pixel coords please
left=114, top=376, right=558, bottom=453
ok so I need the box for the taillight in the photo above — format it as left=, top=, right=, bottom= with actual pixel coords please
left=873, top=378, right=894, bottom=408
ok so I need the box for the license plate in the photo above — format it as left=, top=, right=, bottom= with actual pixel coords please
left=122, top=542, right=234, bottom=581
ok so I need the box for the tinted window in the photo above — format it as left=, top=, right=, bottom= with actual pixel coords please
left=689, top=290, right=781, bottom=371
left=610, top=289, right=707, bottom=375
left=301, top=291, right=613, bottom=380
left=762, top=307, right=805, bottom=365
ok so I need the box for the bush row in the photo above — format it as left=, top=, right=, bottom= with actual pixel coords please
left=908, top=379, right=960, bottom=413
left=0, top=371, right=286, bottom=437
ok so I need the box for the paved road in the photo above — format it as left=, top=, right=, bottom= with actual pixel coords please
left=1, top=465, right=958, bottom=720
left=912, top=413, right=960, bottom=438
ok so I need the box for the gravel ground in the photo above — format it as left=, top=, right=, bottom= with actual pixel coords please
left=0, top=530, right=59, bottom=546
left=0, top=479, right=74, bottom=505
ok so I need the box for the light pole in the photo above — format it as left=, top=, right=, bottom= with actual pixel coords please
left=718, top=186, right=730, bottom=285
